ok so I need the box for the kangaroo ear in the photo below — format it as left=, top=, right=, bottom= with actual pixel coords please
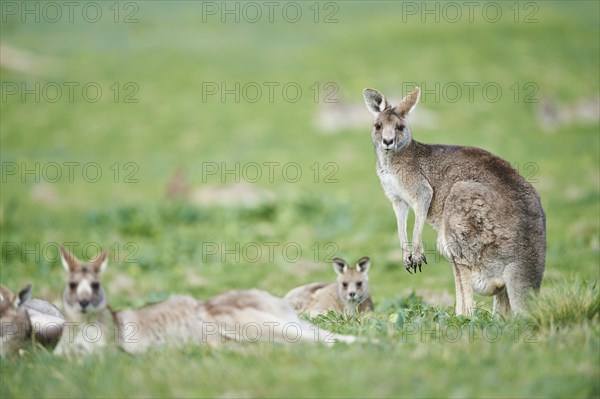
left=363, top=88, right=389, bottom=116
left=16, top=284, right=32, bottom=308
left=60, top=245, right=79, bottom=272
left=91, top=250, right=109, bottom=274
left=332, top=258, right=348, bottom=275
left=356, top=257, right=371, bottom=274
left=396, top=87, right=420, bottom=116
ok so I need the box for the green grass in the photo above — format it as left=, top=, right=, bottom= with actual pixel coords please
left=527, top=278, right=600, bottom=330
left=1, top=1, right=599, bottom=398
left=2, top=286, right=599, bottom=398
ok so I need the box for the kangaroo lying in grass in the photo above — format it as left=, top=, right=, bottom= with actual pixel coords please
left=362, top=86, right=546, bottom=316
left=55, top=246, right=355, bottom=355
left=0, top=284, right=32, bottom=357
left=0, top=284, right=64, bottom=357
left=284, top=257, right=374, bottom=317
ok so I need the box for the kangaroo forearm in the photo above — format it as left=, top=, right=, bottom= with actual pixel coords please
left=392, top=200, right=409, bottom=249
left=411, top=189, right=432, bottom=246
left=411, top=212, right=427, bottom=246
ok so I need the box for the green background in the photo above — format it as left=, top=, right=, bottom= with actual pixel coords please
left=1, top=1, right=598, bottom=398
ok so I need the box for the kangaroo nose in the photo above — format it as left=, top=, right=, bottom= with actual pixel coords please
left=383, top=138, right=394, bottom=146
left=349, top=292, right=356, bottom=298
left=79, top=299, right=90, bottom=309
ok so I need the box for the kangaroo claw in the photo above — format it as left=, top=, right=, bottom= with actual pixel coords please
left=404, top=252, right=426, bottom=274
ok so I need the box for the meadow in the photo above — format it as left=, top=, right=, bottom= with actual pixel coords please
left=1, top=1, right=599, bottom=398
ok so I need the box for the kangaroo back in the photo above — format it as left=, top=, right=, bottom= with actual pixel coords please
left=116, top=296, right=205, bottom=354
left=283, top=282, right=337, bottom=315
left=201, top=289, right=356, bottom=345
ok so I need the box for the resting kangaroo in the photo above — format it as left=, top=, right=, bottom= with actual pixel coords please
left=0, top=284, right=32, bottom=357
left=284, top=257, right=374, bottom=316
left=362, top=87, right=546, bottom=316
left=55, top=246, right=355, bottom=355
left=0, top=284, right=64, bottom=357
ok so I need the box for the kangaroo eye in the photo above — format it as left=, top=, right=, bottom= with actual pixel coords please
left=91, top=282, right=100, bottom=290
left=374, top=123, right=382, bottom=131
left=69, top=283, right=77, bottom=290
left=356, top=282, right=362, bottom=288
left=396, top=124, right=404, bottom=132
left=342, top=283, right=348, bottom=289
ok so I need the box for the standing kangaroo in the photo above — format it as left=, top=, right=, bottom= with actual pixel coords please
left=362, top=87, right=546, bottom=316
left=284, top=257, right=374, bottom=316
left=55, top=246, right=355, bottom=355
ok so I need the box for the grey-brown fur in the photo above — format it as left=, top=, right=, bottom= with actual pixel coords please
left=55, top=246, right=355, bottom=356
left=0, top=284, right=32, bottom=357
left=284, top=257, right=374, bottom=316
left=55, top=246, right=207, bottom=355
left=198, top=288, right=356, bottom=345
left=0, top=284, right=64, bottom=356
left=115, top=296, right=208, bottom=354
left=25, top=298, right=64, bottom=348
left=362, top=87, right=545, bottom=316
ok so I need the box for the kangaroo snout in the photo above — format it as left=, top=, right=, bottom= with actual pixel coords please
left=382, top=138, right=394, bottom=147
left=79, top=299, right=90, bottom=309
left=348, top=292, right=356, bottom=298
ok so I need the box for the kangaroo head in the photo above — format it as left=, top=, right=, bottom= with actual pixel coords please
left=363, top=87, right=420, bottom=152
left=332, top=257, right=371, bottom=308
left=60, top=246, right=108, bottom=320
left=0, top=284, right=32, bottom=356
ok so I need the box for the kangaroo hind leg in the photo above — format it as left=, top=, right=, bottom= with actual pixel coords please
left=452, top=263, right=475, bottom=316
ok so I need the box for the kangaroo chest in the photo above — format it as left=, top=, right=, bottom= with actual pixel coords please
left=56, top=319, right=114, bottom=355
left=376, top=159, right=413, bottom=206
